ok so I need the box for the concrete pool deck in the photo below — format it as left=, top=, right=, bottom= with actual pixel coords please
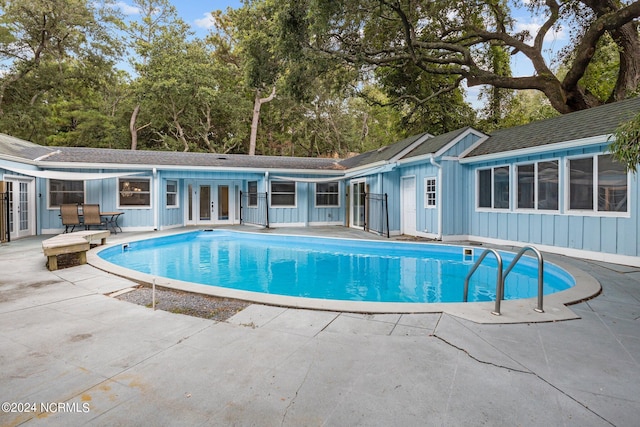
left=1, top=227, right=639, bottom=425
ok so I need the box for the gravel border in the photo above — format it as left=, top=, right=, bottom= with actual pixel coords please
left=116, top=286, right=250, bottom=322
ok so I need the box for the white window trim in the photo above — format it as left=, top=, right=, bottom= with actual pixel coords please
left=166, top=179, right=179, bottom=209
left=315, top=181, right=341, bottom=208
left=565, top=154, right=630, bottom=218
left=270, top=180, right=297, bottom=208
left=47, top=179, right=85, bottom=210
left=514, top=159, right=560, bottom=213
left=118, top=176, right=152, bottom=209
left=424, top=177, right=437, bottom=209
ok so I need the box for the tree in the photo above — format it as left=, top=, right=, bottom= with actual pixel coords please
left=0, top=0, right=121, bottom=116
left=119, top=0, right=185, bottom=150
left=218, top=1, right=284, bottom=155
left=610, top=112, right=640, bottom=172
left=283, top=0, right=640, bottom=114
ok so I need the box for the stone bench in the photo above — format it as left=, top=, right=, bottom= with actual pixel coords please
left=42, top=230, right=110, bottom=271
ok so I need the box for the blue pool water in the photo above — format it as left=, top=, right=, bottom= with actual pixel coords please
left=98, top=230, right=575, bottom=303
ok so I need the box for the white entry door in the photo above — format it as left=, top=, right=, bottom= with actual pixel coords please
left=350, top=180, right=366, bottom=228
left=187, top=181, right=235, bottom=226
left=5, top=178, right=35, bottom=239
left=401, top=176, right=417, bottom=236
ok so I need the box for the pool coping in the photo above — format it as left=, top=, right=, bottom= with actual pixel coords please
left=87, top=229, right=601, bottom=324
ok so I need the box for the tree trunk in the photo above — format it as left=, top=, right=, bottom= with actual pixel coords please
left=610, top=22, right=640, bottom=102
left=174, top=119, right=189, bottom=152
left=249, top=87, right=276, bottom=155
left=130, top=104, right=140, bottom=150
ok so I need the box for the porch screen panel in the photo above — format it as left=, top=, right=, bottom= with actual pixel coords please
left=537, top=161, right=558, bottom=210
left=493, top=166, right=510, bottom=209
left=569, top=158, right=593, bottom=210
left=517, top=164, right=534, bottom=209
left=598, top=154, right=627, bottom=212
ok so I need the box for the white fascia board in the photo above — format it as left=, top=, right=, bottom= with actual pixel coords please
left=397, top=128, right=488, bottom=167
left=32, top=161, right=346, bottom=176
left=389, top=133, right=434, bottom=162
left=458, top=134, right=490, bottom=159
left=397, top=153, right=435, bottom=167
left=342, top=160, right=389, bottom=175
left=435, top=128, right=487, bottom=157
left=459, top=134, right=611, bottom=164
left=0, top=155, right=39, bottom=166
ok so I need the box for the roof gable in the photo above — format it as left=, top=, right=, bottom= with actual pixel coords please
left=465, top=97, right=640, bottom=158
left=402, top=127, right=483, bottom=159
left=338, top=132, right=431, bottom=169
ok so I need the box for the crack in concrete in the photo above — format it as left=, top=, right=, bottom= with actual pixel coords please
left=431, top=332, right=533, bottom=375
left=280, top=346, right=315, bottom=426
left=432, top=326, right=616, bottom=426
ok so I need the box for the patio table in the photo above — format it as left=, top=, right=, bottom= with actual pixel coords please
left=100, top=212, right=124, bottom=234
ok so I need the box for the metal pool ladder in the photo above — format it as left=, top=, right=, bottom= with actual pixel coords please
left=463, top=246, right=545, bottom=316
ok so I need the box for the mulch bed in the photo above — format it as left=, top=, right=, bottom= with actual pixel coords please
left=116, top=286, right=250, bottom=322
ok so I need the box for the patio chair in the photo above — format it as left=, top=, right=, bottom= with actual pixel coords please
left=60, top=204, right=81, bottom=233
left=82, top=204, right=106, bottom=230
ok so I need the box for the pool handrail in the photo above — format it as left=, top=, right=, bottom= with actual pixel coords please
left=463, top=248, right=504, bottom=315
left=503, top=246, right=545, bottom=313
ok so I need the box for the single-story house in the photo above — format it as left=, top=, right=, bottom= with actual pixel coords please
left=1, top=96, right=639, bottom=266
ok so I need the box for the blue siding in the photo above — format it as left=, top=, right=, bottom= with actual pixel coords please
left=441, top=133, right=480, bottom=157
left=465, top=140, right=640, bottom=258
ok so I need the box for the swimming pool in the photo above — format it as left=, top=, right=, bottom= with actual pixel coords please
left=97, top=230, right=575, bottom=306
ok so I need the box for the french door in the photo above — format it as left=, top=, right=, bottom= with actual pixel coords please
left=5, top=178, right=35, bottom=239
left=350, top=180, right=366, bottom=228
left=187, top=181, right=235, bottom=225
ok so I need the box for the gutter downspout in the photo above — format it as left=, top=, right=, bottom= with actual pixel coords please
left=430, top=157, right=443, bottom=240
left=153, top=167, right=158, bottom=231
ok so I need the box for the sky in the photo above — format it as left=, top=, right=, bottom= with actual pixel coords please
left=167, top=1, right=243, bottom=37
left=113, top=1, right=568, bottom=107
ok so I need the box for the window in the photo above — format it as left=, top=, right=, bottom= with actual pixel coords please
left=316, top=182, right=339, bottom=207
left=494, top=166, right=510, bottom=208
left=166, top=180, right=178, bottom=207
left=478, top=167, right=509, bottom=209
left=517, top=164, right=534, bottom=209
left=598, top=155, right=627, bottom=212
left=49, top=179, right=84, bottom=208
left=119, top=178, right=151, bottom=207
left=478, top=169, right=492, bottom=208
left=517, top=161, right=558, bottom=210
left=248, top=181, right=258, bottom=207
left=537, top=161, right=559, bottom=210
left=569, top=154, right=627, bottom=213
left=271, top=181, right=296, bottom=206
left=569, top=157, right=593, bottom=210
left=425, top=178, right=436, bottom=208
